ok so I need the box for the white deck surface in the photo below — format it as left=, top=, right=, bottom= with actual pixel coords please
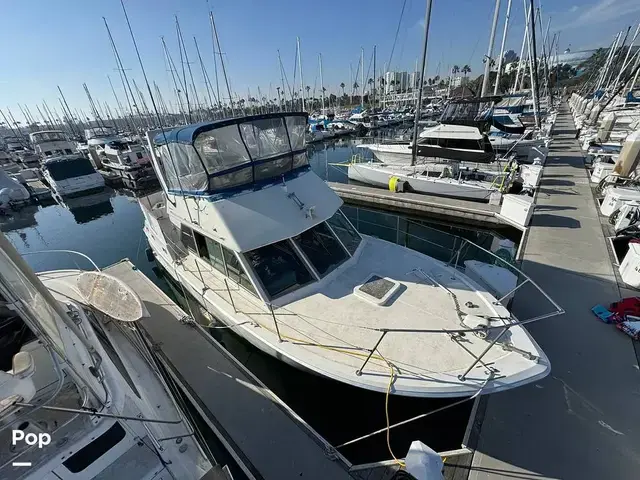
left=154, top=233, right=548, bottom=398
left=470, top=103, right=640, bottom=479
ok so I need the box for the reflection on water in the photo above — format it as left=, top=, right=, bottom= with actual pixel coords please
left=1, top=138, right=519, bottom=465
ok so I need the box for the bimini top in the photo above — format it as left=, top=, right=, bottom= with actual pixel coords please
left=152, top=112, right=309, bottom=198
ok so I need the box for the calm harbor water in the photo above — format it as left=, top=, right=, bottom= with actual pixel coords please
left=2, top=138, right=520, bottom=465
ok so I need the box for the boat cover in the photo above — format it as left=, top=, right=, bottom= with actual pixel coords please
left=439, top=97, right=500, bottom=133
left=152, top=113, right=309, bottom=197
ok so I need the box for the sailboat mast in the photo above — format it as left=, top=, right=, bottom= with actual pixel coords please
left=319, top=53, right=325, bottom=113
left=162, top=36, right=188, bottom=124
left=176, top=17, right=203, bottom=122
left=194, top=37, right=218, bottom=115
left=107, top=75, right=133, bottom=132
left=175, top=17, right=192, bottom=122
left=494, top=0, right=512, bottom=95
left=411, top=0, right=434, bottom=167
left=209, top=9, right=235, bottom=116
left=528, top=0, right=541, bottom=128
left=481, top=0, right=502, bottom=97
left=361, top=47, right=365, bottom=108
left=513, top=1, right=530, bottom=93
left=208, top=11, right=222, bottom=110
left=103, top=17, right=142, bottom=133
left=373, top=45, right=377, bottom=110
left=277, top=50, right=287, bottom=111
left=297, top=37, right=305, bottom=112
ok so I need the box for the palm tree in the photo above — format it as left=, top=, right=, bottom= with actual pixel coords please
left=305, top=85, right=311, bottom=97
left=452, top=65, right=460, bottom=76
left=340, top=82, right=345, bottom=96
left=462, top=65, right=471, bottom=77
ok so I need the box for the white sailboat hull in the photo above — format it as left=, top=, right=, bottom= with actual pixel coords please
left=348, top=163, right=497, bottom=201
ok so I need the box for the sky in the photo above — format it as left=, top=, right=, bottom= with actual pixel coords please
left=0, top=0, right=639, bottom=123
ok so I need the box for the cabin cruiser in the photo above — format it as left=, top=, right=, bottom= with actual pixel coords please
left=29, top=130, right=77, bottom=159
left=348, top=112, right=376, bottom=129
left=100, top=139, right=157, bottom=188
left=41, top=155, right=105, bottom=199
left=0, top=232, right=217, bottom=479
left=139, top=112, right=551, bottom=398
left=358, top=123, right=496, bottom=165
left=14, top=150, right=40, bottom=168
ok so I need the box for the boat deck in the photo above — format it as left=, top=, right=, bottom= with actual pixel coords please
left=328, top=181, right=507, bottom=228
left=103, top=260, right=355, bottom=480
left=469, top=102, right=640, bottom=479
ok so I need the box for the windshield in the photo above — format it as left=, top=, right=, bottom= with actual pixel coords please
left=244, top=240, right=313, bottom=299
left=326, top=211, right=362, bottom=255
left=46, top=158, right=96, bottom=181
left=292, top=222, right=348, bottom=277
left=33, top=132, right=67, bottom=142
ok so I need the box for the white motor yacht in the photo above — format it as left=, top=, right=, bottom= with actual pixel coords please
left=0, top=232, right=216, bottom=479
left=41, top=155, right=105, bottom=199
left=139, top=112, right=557, bottom=398
left=101, top=139, right=157, bottom=186
left=29, top=130, right=77, bottom=160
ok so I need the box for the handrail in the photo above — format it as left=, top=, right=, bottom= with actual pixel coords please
left=353, top=233, right=564, bottom=379
left=21, top=249, right=101, bottom=272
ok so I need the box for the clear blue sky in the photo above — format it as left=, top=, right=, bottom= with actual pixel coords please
left=1, top=0, right=638, bottom=122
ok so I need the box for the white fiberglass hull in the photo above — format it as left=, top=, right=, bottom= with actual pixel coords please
left=144, top=228, right=549, bottom=398
left=348, top=162, right=497, bottom=201
left=44, top=172, right=105, bottom=198
left=489, top=137, right=547, bottom=158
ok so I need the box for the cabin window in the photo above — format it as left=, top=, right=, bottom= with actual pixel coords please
left=160, top=143, right=208, bottom=192
left=245, top=240, right=313, bottom=299
left=221, top=246, right=256, bottom=294
left=240, top=117, right=290, bottom=160
left=292, top=153, right=308, bottom=169
left=194, top=125, right=251, bottom=175
left=209, top=166, right=253, bottom=191
left=327, top=211, right=362, bottom=255
left=293, top=222, right=348, bottom=277
left=254, top=155, right=293, bottom=182
left=180, top=225, right=198, bottom=253
left=62, top=422, right=126, bottom=473
left=44, top=151, right=52, bottom=156
left=64, top=149, right=73, bottom=154
left=286, top=116, right=306, bottom=150
left=136, top=152, right=143, bottom=159
left=194, top=233, right=226, bottom=276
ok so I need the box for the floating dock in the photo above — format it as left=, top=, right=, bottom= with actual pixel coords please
left=328, top=182, right=518, bottom=230
left=469, top=102, right=640, bottom=479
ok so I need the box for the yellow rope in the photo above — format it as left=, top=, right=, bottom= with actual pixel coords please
left=385, top=362, right=406, bottom=467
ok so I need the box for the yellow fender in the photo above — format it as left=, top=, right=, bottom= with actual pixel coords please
left=389, top=176, right=399, bottom=192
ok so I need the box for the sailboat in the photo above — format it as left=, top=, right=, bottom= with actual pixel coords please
left=0, top=232, right=218, bottom=479
left=138, top=111, right=554, bottom=398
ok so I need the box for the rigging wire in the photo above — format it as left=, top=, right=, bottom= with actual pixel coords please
left=387, top=0, right=409, bottom=72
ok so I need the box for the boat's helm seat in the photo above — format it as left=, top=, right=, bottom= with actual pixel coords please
left=0, top=351, right=36, bottom=417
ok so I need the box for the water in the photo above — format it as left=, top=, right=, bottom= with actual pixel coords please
left=2, top=138, right=520, bottom=465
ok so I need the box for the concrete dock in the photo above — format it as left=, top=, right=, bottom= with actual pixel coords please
left=469, top=103, right=640, bottom=479
left=328, top=181, right=509, bottom=229
left=104, top=260, right=355, bottom=480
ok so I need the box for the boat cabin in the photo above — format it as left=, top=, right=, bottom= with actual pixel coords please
left=29, top=130, right=76, bottom=158
left=103, top=140, right=149, bottom=167
left=146, top=113, right=361, bottom=302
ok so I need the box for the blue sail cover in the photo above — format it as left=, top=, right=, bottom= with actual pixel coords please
left=626, top=91, right=640, bottom=103
left=153, top=113, right=309, bottom=198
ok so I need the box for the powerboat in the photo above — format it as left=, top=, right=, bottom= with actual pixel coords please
left=0, top=150, right=21, bottom=174
left=0, top=168, right=30, bottom=210
left=29, top=130, right=77, bottom=159
left=101, top=139, right=157, bottom=189
left=139, top=112, right=554, bottom=398
left=41, top=155, right=105, bottom=199
left=0, top=232, right=217, bottom=479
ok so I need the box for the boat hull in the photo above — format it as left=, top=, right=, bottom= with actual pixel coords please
left=348, top=163, right=495, bottom=201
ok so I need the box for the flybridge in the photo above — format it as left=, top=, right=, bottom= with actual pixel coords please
left=151, top=112, right=309, bottom=199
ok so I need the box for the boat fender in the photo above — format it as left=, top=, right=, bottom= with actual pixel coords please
left=389, top=176, right=407, bottom=193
